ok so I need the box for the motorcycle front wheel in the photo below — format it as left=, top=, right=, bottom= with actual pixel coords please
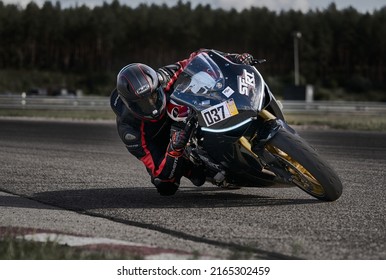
left=266, top=128, right=343, bottom=201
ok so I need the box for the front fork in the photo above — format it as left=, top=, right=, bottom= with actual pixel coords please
left=238, top=109, right=280, bottom=154
left=238, top=109, right=293, bottom=183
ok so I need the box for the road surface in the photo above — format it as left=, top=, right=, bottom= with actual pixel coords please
left=0, top=118, right=385, bottom=259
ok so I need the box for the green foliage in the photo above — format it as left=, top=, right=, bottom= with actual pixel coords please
left=0, top=69, right=114, bottom=95
left=346, top=74, right=372, bottom=93
left=0, top=1, right=385, bottom=97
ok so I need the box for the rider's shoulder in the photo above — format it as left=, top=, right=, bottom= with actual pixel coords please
left=110, top=89, right=124, bottom=116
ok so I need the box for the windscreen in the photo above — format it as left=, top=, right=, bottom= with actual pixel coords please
left=171, top=51, right=265, bottom=129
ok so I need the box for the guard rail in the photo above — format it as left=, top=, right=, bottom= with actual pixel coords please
left=0, top=95, right=385, bottom=114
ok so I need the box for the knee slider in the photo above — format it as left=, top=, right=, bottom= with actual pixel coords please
left=153, top=178, right=179, bottom=196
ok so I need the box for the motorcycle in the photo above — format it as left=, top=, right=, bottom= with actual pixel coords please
left=167, top=50, right=343, bottom=201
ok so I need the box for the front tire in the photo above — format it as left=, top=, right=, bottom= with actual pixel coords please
left=266, top=128, right=343, bottom=201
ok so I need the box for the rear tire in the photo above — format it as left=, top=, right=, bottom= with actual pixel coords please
left=266, top=128, right=343, bottom=201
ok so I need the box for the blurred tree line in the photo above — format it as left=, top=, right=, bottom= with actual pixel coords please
left=0, top=0, right=385, bottom=99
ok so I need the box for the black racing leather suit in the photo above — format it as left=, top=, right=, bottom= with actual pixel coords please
left=110, top=49, right=252, bottom=195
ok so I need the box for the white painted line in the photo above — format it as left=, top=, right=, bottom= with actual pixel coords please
left=18, top=233, right=154, bottom=248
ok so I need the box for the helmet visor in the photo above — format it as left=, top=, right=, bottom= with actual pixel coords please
left=131, top=88, right=165, bottom=119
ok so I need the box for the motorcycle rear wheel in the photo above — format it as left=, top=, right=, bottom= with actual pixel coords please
left=266, top=128, right=343, bottom=201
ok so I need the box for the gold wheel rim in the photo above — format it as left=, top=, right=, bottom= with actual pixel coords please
left=266, top=145, right=325, bottom=196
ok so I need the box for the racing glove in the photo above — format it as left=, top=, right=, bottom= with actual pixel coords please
left=152, top=116, right=196, bottom=196
left=157, top=65, right=179, bottom=87
left=168, top=116, right=196, bottom=156
left=235, top=53, right=254, bottom=65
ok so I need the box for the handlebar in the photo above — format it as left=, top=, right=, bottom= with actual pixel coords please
left=251, top=59, right=267, bottom=65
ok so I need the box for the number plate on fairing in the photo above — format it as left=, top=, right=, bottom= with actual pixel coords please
left=201, top=99, right=239, bottom=127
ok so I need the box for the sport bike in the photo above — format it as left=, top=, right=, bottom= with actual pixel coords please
left=168, top=50, right=342, bottom=201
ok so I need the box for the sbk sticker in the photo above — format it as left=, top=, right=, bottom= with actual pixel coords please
left=201, top=99, right=239, bottom=127
left=238, top=69, right=255, bottom=96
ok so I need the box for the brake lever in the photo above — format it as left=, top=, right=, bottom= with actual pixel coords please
left=251, top=59, right=267, bottom=65
left=186, top=110, right=198, bottom=127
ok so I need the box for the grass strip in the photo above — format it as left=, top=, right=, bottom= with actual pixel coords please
left=0, top=236, right=140, bottom=260
left=1, top=109, right=385, bottom=131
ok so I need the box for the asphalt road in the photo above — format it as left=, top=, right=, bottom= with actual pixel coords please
left=0, top=118, right=385, bottom=259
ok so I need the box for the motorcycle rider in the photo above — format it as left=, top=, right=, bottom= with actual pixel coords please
left=110, top=49, right=254, bottom=196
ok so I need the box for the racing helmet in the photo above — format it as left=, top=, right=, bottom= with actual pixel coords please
left=116, top=63, right=166, bottom=121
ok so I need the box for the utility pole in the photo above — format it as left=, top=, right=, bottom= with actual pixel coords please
left=293, top=31, right=302, bottom=86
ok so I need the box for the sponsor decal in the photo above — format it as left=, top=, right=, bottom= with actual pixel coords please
left=238, top=69, right=255, bottom=96
left=182, top=71, right=217, bottom=94
left=114, top=95, right=120, bottom=107
left=169, top=157, right=179, bottom=179
left=137, top=84, right=150, bottom=94
left=222, top=86, right=234, bottom=98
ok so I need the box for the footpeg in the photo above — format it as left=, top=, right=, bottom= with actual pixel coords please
left=213, top=171, right=226, bottom=183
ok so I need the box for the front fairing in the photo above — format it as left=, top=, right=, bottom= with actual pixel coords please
left=170, top=51, right=268, bottom=131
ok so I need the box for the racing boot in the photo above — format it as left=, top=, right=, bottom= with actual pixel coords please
left=184, top=163, right=206, bottom=187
